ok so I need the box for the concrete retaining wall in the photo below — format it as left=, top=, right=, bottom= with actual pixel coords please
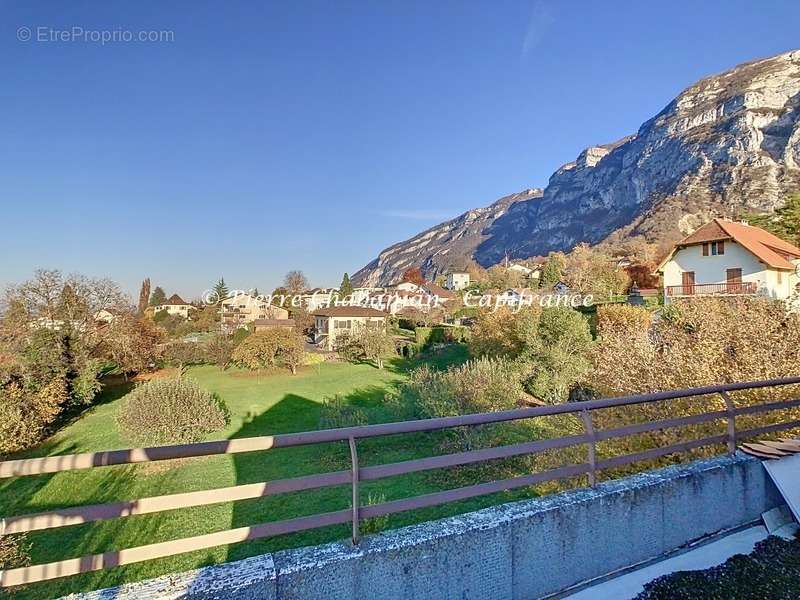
left=71, top=453, right=781, bottom=600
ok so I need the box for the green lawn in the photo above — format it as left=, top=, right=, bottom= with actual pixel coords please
left=0, top=345, right=543, bottom=599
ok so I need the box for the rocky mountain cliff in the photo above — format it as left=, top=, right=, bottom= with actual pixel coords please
left=353, top=49, right=800, bottom=286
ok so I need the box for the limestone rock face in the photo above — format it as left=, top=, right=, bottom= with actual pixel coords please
left=354, top=50, right=800, bottom=286
left=352, top=189, right=543, bottom=287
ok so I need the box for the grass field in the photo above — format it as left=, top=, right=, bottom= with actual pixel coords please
left=0, top=345, right=548, bottom=599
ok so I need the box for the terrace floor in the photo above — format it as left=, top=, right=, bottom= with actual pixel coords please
left=564, top=524, right=799, bottom=599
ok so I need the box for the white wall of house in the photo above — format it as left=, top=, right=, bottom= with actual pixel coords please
left=153, top=304, right=193, bottom=317
left=222, top=294, right=289, bottom=323
left=445, top=273, right=470, bottom=291
left=662, top=241, right=799, bottom=301
left=314, top=316, right=385, bottom=350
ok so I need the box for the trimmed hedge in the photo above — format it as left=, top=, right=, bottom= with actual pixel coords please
left=415, top=325, right=470, bottom=348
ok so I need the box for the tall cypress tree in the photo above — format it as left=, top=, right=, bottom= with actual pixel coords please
left=339, top=273, right=353, bottom=297
left=137, top=278, right=151, bottom=314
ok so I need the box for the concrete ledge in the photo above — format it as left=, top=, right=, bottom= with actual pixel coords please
left=69, top=453, right=781, bottom=600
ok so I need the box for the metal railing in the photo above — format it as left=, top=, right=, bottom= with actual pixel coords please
left=2, top=377, right=800, bottom=588
left=666, top=282, right=758, bottom=296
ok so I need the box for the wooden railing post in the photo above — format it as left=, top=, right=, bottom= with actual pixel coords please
left=349, top=436, right=361, bottom=544
left=580, top=409, right=597, bottom=487
left=720, top=391, right=736, bottom=455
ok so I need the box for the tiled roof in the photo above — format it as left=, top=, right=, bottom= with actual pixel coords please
left=165, top=294, right=190, bottom=306
left=312, top=306, right=388, bottom=317
left=254, top=319, right=296, bottom=327
left=422, top=283, right=456, bottom=299
left=674, top=219, right=800, bottom=270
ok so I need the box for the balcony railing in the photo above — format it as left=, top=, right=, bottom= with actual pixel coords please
left=666, top=282, right=758, bottom=297
left=2, top=377, right=800, bottom=588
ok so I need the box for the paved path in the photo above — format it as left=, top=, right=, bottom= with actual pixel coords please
left=564, top=526, right=770, bottom=600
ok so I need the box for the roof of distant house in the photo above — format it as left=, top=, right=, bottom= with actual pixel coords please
left=254, top=319, right=296, bottom=327
left=662, top=218, right=800, bottom=270
left=422, top=283, right=456, bottom=299
left=164, top=294, right=191, bottom=306
left=312, top=306, right=388, bottom=318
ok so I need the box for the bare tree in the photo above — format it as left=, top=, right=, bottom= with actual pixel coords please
left=284, top=270, right=309, bottom=295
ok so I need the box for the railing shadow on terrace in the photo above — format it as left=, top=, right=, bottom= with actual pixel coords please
left=665, top=282, right=758, bottom=297
left=2, top=376, right=800, bottom=588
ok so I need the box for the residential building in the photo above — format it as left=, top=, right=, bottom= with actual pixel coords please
left=395, top=282, right=420, bottom=292
left=254, top=318, right=296, bottom=332
left=497, top=288, right=537, bottom=307
left=298, top=288, right=337, bottom=312
left=421, top=282, right=456, bottom=302
left=508, top=262, right=542, bottom=282
left=94, top=308, right=120, bottom=323
left=445, top=272, right=470, bottom=291
left=153, top=294, right=196, bottom=318
left=221, top=293, right=289, bottom=328
left=657, top=219, right=800, bottom=303
left=553, top=281, right=571, bottom=296
left=312, top=306, right=387, bottom=350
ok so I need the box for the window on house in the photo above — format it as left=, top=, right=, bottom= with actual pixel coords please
left=702, top=243, right=709, bottom=256
left=778, top=271, right=783, bottom=285
left=711, top=241, right=724, bottom=255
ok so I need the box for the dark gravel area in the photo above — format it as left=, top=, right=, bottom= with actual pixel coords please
left=635, top=532, right=800, bottom=600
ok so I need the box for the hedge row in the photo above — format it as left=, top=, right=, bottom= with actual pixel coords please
left=414, top=325, right=470, bottom=348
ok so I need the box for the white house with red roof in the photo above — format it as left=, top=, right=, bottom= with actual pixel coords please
left=657, top=219, right=800, bottom=303
left=152, top=294, right=197, bottom=318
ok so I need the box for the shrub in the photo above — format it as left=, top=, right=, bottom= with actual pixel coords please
left=397, top=357, right=524, bottom=450
left=469, top=307, right=541, bottom=358
left=470, top=306, right=592, bottom=403
left=588, top=297, right=800, bottom=467
left=0, top=378, right=68, bottom=455
left=415, top=325, right=470, bottom=349
left=0, top=533, right=31, bottom=571
left=205, top=334, right=235, bottom=368
left=595, top=304, right=652, bottom=337
left=335, top=325, right=394, bottom=368
left=232, top=326, right=252, bottom=345
left=232, top=329, right=306, bottom=374
left=117, top=378, right=229, bottom=446
left=162, top=341, right=205, bottom=372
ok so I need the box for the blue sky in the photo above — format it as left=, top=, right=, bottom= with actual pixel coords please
left=2, top=1, right=799, bottom=299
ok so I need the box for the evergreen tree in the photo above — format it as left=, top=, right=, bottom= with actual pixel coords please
left=149, top=286, right=167, bottom=307
left=539, top=255, right=565, bottom=289
left=339, top=273, right=353, bottom=297
left=745, top=193, right=800, bottom=246
left=137, top=278, right=151, bottom=314
left=213, top=278, right=229, bottom=304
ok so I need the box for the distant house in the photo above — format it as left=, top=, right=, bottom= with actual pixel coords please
left=657, top=219, right=800, bottom=303
left=497, top=288, right=537, bottom=306
left=94, top=308, right=121, bottom=323
left=445, top=272, right=470, bottom=291
left=508, top=262, right=543, bottom=282
left=221, top=293, right=289, bottom=328
left=421, top=282, right=456, bottom=301
left=395, top=282, right=420, bottom=292
left=153, top=294, right=196, bottom=318
left=298, top=288, right=337, bottom=312
left=254, top=318, right=296, bottom=332
left=312, top=306, right=387, bottom=350
left=552, top=281, right=571, bottom=296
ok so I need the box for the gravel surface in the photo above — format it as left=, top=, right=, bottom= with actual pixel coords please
left=635, top=533, right=800, bottom=600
